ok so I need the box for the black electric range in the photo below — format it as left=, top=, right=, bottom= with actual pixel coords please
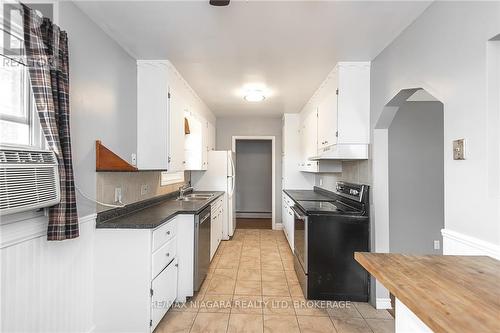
left=293, top=182, right=370, bottom=301
left=296, top=200, right=365, bottom=215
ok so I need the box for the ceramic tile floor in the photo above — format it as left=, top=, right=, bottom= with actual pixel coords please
left=154, top=229, right=394, bottom=333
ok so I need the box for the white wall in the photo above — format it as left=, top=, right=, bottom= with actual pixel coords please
left=370, top=1, right=500, bottom=302
left=216, top=116, right=283, bottom=224
left=62, top=2, right=138, bottom=217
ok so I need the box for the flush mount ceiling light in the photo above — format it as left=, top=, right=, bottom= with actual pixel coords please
left=244, top=90, right=266, bottom=102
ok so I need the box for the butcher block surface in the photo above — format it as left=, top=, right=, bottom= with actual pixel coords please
left=354, top=253, right=500, bottom=333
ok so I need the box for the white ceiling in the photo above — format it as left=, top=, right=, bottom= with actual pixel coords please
left=74, top=1, right=432, bottom=117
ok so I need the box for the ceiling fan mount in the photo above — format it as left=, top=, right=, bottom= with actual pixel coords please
left=210, top=0, right=230, bottom=7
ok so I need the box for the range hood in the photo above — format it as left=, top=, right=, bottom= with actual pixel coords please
left=310, top=144, right=369, bottom=160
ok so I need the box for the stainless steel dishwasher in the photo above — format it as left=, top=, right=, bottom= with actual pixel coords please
left=194, top=206, right=211, bottom=291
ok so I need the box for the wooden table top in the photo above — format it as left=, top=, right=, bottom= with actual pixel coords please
left=354, top=253, right=500, bottom=333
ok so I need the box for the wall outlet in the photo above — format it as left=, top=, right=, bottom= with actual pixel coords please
left=114, top=187, right=122, bottom=203
left=131, top=153, right=137, bottom=166
left=140, top=184, right=149, bottom=196
left=434, top=240, right=440, bottom=250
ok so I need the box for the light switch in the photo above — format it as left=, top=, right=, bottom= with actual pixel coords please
left=453, top=139, right=466, bottom=160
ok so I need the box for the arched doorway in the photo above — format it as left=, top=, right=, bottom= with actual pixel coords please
left=372, top=88, right=445, bottom=255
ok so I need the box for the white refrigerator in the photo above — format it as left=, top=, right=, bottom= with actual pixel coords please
left=191, top=150, right=236, bottom=239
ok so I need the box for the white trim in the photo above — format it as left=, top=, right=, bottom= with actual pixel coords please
left=0, top=213, right=97, bottom=248
left=231, top=136, right=276, bottom=230
left=376, top=298, right=392, bottom=310
left=441, top=228, right=500, bottom=259
left=274, top=223, right=283, bottom=230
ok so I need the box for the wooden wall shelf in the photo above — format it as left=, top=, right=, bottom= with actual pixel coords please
left=95, top=140, right=138, bottom=172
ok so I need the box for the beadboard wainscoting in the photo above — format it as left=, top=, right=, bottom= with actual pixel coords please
left=0, top=214, right=96, bottom=333
left=442, top=228, right=500, bottom=260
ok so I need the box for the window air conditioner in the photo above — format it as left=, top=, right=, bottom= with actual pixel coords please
left=0, top=147, right=61, bottom=215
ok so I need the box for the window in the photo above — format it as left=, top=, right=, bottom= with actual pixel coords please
left=0, top=6, right=44, bottom=149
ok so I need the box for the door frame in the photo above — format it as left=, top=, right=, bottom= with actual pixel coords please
left=231, top=136, right=276, bottom=230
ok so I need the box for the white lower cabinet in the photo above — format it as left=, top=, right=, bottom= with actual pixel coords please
left=210, top=197, right=224, bottom=260
left=94, top=214, right=195, bottom=333
left=282, top=193, right=294, bottom=251
left=151, top=258, right=178, bottom=329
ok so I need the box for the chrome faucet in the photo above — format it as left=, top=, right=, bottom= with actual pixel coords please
left=178, top=184, right=193, bottom=199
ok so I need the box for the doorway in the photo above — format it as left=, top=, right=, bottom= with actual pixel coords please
left=232, top=136, right=276, bottom=229
left=374, top=88, right=445, bottom=256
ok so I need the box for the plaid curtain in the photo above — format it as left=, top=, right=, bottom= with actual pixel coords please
left=22, top=5, right=79, bottom=240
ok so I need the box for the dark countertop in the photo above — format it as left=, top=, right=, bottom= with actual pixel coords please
left=96, top=191, right=225, bottom=229
left=283, top=187, right=334, bottom=202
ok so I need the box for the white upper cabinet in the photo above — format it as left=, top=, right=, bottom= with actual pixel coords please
left=168, top=86, right=186, bottom=172
left=137, top=61, right=170, bottom=170
left=185, top=112, right=210, bottom=171
left=317, top=69, right=339, bottom=150
left=299, top=105, right=318, bottom=162
left=336, top=62, right=370, bottom=145
left=299, top=61, right=370, bottom=160
left=137, top=60, right=215, bottom=171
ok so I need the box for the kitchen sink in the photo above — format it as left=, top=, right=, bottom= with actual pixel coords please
left=176, top=197, right=207, bottom=202
left=185, top=193, right=214, bottom=199
left=176, top=193, right=214, bottom=201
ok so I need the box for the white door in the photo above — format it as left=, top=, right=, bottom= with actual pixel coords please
left=168, top=88, right=186, bottom=172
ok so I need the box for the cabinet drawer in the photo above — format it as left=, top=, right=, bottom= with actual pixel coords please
left=152, top=237, right=177, bottom=279
left=152, top=220, right=177, bottom=252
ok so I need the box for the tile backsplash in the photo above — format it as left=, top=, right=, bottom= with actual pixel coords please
left=315, top=160, right=371, bottom=191
left=96, top=171, right=190, bottom=212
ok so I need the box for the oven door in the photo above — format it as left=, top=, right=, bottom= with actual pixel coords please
left=292, top=206, right=308, bottom=274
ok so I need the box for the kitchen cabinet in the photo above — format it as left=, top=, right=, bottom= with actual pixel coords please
left=317, top=70, right=339, bottom=150
left=94, top=215, right=194, bottom=332
left=137, top=60, right=185, bottom=171
left=137, top=61, right=169, bottom=170
left=210, top=196, right=224, bottom=260
left=282, top=114, right=314, bottom=190
left=299, top=106, right=318, bottom=162
left=185, top=114, right=215, bottom=171
left=298, top=62, right=370, bottom=161
left=151, top=258, right=178, bottom=329
left=185, top=112, right=209, bottom=171
left=282, top=192, right=294, bottom=250
left=168, top=87, right=186, bottom=172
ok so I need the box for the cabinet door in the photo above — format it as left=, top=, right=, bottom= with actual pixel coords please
left=210, top=214, right=217, bottom=260
left=317, top=75, right=338, bottom=150
left=137, top=62, right=169, bottom=169
left=286, top=206, right=294, bottom=250
left=202, top=120, right=208, bottom=170
left=304, top=110, right=318, bottom=159
left=168, top=88, right=186, bottom=172
left=151, top=259, right=178, bottom=330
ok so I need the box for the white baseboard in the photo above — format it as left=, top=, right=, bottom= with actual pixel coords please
left=376, top=298, right=392, bottom=310
left=441, top=228, right=500, bottom=259
left=274, top=223, right=283, bottom=230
